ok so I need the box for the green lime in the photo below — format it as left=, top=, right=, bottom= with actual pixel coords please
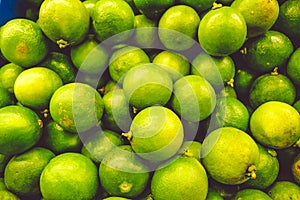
left=71, top=35, right=109, bottom=74
left=0, top=178, right=6, bottom=191
left=151, top=156, right=208, bottom=200
left=123, top=106, right=184, bottom=162
left=292, top=153, right=300, bottom=184
left=0, top=63, right=23, bottom=93
left=99, top=145, right=150, bottom=198
left=211, top=96, right=250, bottom=131
left=171, top=75, right=216, bottom=122
left=0, top=154, right=10, bottom=174
left=49, top=83, right=104, bottom=133
left=217, top=0, right=234, bottom=5
left=133, top=14, right=157, bottom=48
left=101, top=80, right=120, bottom=96
left=152, top=50, right=190, bottom=82
left=201, top=127, right=260, bottom=185
left=198, top=6, right=247, bottom=56
left=294, top=100, right=300, bottom=113
left=158, top=5, right=200, bottom=51
left=0, top=106, right=42, bottom=155
left=268, top=181, right=300, bottom=200
left=206, top=188, right=224, bottom=200
left=4, top=147, right=54, bottom=197
left=43, top=120, right=82, bottom=154
left=0, top=190, right=20, bottom=200
left=92, top=0, right=134, bottom=43
left=178, top=0, right=215, bottom=13
left=38, top=0, right=90, bottom=48
left=231, top=0, right=279, bottom=37
left=0, top=88, right=14, bottom=109
left=14, top=67, right=63, bottom=110
left=0, top=19, right=48, bottom=67
left=83, top=0, right=98, bottom=17
left=133, top=0, right=175, bottom=19
left=177, top=141, right=201, bottom=160
left=277, top=146, right=300, bottom=181
left=218, top=86, right=237, bottom=98
left=234, top=68, right=257, bottom=99
left=109, top=46, right=150, bottom=83
left=233, top=189, right=272, bottom=200
left=242, top=30, right=294, bottom=72
left=287, top=47, right=300, bottom=85
left=250, top=101, right=300, bottom=149
left=41, top=52, right=76, bottom=84
left=245, top=144, right=279, bottom=189
left=40, top=152, right=99, bottom=200
left=81, top=129, right=124, bottom=163
left=78, top=70, right=110, bottom=89
left=122, top=63, right=173, bottom=110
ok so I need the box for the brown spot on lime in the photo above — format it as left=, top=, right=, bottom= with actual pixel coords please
left=62, top=114, right=74, bottom=129
left=16, top=42, right=30, bottom=59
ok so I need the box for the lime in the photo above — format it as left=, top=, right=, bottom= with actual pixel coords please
left=133, top=0, right=175, bottom=19
left=81, top=129, right=124, bottom=163
left=234, top=68, right=257, bottom=99
left=242, top=30, right=294, bottom=72
left=206, top=188, right=224, bottom=200
left=133, top=14, right=157, bottom=48
left=171, top=75, right=216, bottom=122
left=277, top=146, right=300, bottom=181
left=178, top=0, right=215, bottom=13
left=0, top=106, right=42, bottom=155
left=294, top=100, right=300, bottom=113
left=99, top=145, right=150, bottom=198
left=292, top=153, right=300, bottom=184
left=122, top=63, right=173, bottom=110
left=109, top=46, right=150, bottom=83
left=287, top=47, right=300, bottom=85
left=4, top=147, right=54, bottom=197
left=231, top=0, right=279, bottom=37
left=198, top=6, right=247, bottom=56
left=0, top=88, right=14, bottom=109
left=211, top=96, right=250, bottom=131
left=0, top=19, right=48, bottom=67
left=78, top=70, right=110, bottom=89
left=201, top=127, right=260, bottom=185
left=71, top=35, right=109, bottom=74
left=43, top=120, right=82, bottom=154
left=268, top=181, right=300, bottom=200
left=0, top=178, right=6, bottom=191
left=0, top=63, right=23, bottom=93
left=14, top=67, right=63, bottom=110
left=83, top=0, right=98, bottom=17
left=177, top=141, right=201, bottom=160
left=158, top=5, right=200, bottom=51
left=151, top=156, right=208, bottom=200
left=92, top=0, right=134, bottom=43
left=233, top=189, right=272, bottom=200
left=218, top=86, right=237, bottom=99
left=245, top=144, right=279, bottom=189
left=0, top=154, right=10, bottom=174
left=0, top=190, right=20, bottom=200
left=38, top=0, right=90, bottom=48
left=152, top=50, right=190, bottom=81
left=40, top=153, right=99, bottom=200
left=250, top=101, right=300, bottom=149
left=49, top=83, right=104, bottom=133
left=101, top=80, right=120, bottom=96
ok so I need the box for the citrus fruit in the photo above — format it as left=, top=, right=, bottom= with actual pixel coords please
left=249, top=71, right=296, bottom=109
left=171, top=75, right=216, bottom=122
left=234, top=68, right=257, bottom=99
left=277, top=146, right=300, bottom=181
left=49, top=82, right=104, bottom=133
left=178, top=0, right=215, bottom=13
left=0, top=190, right=20, bottom=200
left=0, top=88, right=14, bottom=108
left=0, top=178, right=6, bottom=191
left=206, top=188, right=224, bottom=200
left=0, top=18, right=48, bottom=67
left=81, top=129, right=124, bottom=163
left=268, top=181, right=300, bottom=200
left=122, top=63, right=173, bottom=110
left=43, top=120, right=82, bottom=154
left=217, top=0, right=234, bottom=5
left=151, top=156, right=208, bottom=200
left=71, top=35, right=109, bottom=74
left=14, top=67, right=63, bottom=110
left=0, top=105, right=42, bottom=155
left=133, top=14, right=157, bottom=48
left=233, top=189, right=272, bottom=200
left=0, top=154, right=9, bottom=174
left=177, top=141, right=201, bottom=160
left=41, top=51, right=76, bottom=84
left=40, top=152, right=99, bottom=200
left=201, top=127, right=260, bottom=185
left=292, top=153, right=300, bottom=184
left=83, top=0, right=98, bottom=17
left=133, top=0, right=175, bottom=19
left=99, top=145, right=150, bottom=198
left=109, top=46, right=150, bottom=83
left=92, top=0, right=135, bottom=43
left=218, top=86, right=237, bottom=99
left=152, top=50, right=190, bottom=82
left=287, top=47, right=300, bottom=85
left=294, top=100, right=300, bottom=113
left=158, top=5, right=200, bottom=51
left=231, top=0, right=279, bottom=37
left=0, top=63, right=23, bottom=93
left=4, top=147, right=54, bottom=197
left=198, top=6, right=247, bottom=56
left=211, top=96, right=250, bottom=131
left=242, top=30, right=294, bottom=72
left=38, top=0, right=90, bottom=48
left=245, top=144, right=279, bottom=189
left=103, top=197, right=130, bottom=200
left=191, top=53, right=235, bottom=89
left=250, top=101, right=300, bottom=149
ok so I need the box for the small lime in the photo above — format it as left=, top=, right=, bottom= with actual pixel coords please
left=0, top=63, right=23, bottom=93
left=287, top=47, right=300, bottom=85
left=233, top=189, right=272, bottom=200
left=268, top=181, right=300, bottom=200
left=133, top=0, right=175, bottom=19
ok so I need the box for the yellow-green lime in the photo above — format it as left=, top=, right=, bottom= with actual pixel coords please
left=0, top=88, right=14, bottom=108
left=201, top=127, right=260, bottom=185
left=294, top=100, right=300, bottom=113
left=177, top=141, right=201, bottom=160
left=0, top=178, right=6, bottom=191
left=178, top=0, right=215, bottom=13
left=287, top=47, right=300, bottom=85
left=0, top=63, right=23, bottom=93
left=268, top=181, right=300, bottom=200
left=133, top=14, right=157, bottom=48
left=0, top=190, right=20, bottom=200
left=14, top=67, right=63, bottom=110
left=292, top=153, right=300, bottom=184
left=0, top=18, right=48, bottom=67
left=218, top=86, right=237, bottom=99
left=233, top=189, right=272, bottom=200
left=133, top=0, right=175, bottom=19
left=0, top=106, right=42, bottom=155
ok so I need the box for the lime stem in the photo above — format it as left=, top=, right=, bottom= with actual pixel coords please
left=57, top=39, right=70, bottom=49
left=183, top=148, right=193, bottom=157
left=246, top=165, right=257, bottom=179
left=122, top=131, right=133, bottom=141
left=227, top=78, right=234, bottom=87
left=294, top=138, right=300, bottom=148
left=133, top=107, right=138, bottom=114
left=38, top=119, right=43, bottom=128
left=240, top=47, right=247, bottom=55
left=271, top=67, right=279, bottom=75
left=119, top=181, right=132, bottom=193
left=267, top=149, right=277, bottom=157
left=212, top=2, right=223, bottom=10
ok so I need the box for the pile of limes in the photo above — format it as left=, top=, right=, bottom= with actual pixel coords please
left=0, top=0, right=300, bottom=199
